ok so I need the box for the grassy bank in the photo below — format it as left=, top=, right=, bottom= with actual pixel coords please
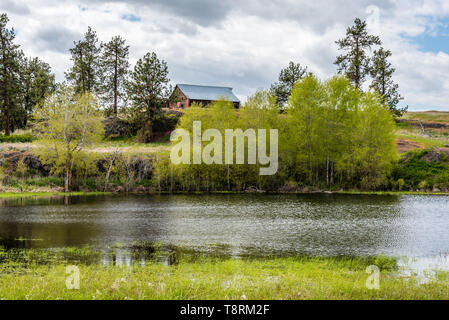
left=2, top=190, right=449, bottom=200
left=0, top=255, right=447, bottom=300
left=0, top=191, right=112, bottom=198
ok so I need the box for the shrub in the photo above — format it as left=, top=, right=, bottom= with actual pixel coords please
left=0, top=134, right=33, bottom=143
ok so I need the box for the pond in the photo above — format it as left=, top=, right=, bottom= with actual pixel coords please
left=0, top=193, right=448, bottom=271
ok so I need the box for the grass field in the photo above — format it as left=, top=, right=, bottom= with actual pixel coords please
left=0, top=252, right=447, bottom=300
left=402, top=111, right=449, bottom=123
left=396, top=111, right=449, bottom=152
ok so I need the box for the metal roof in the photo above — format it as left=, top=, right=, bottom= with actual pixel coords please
left=177, top=84, right=240, bottom=103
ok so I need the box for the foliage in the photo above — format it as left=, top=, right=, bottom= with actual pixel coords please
left=270, top=61, right=308, bottom=107
left=154, top=75, right=397, bottom=192
left=20, top=57, right=56, bottom=127
left=335, top=18, right=381, bottom=90
left=0, top=133, right=33, bottom=142
left=65, top=27, right=102, bottom=95
left=392, top=150, right=449, bottom=190
left=0, top=14, right=56, bottom=135
left=126, top=52, right=170, bottom=131
left=32, top=85, right=104, bottom=192
left=99, top=35, right=130, bottom=116
left=370, top=47, right=406, bottom=117
left=0, top=13, right=22, bottom=136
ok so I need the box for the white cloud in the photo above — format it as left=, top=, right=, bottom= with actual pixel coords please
left=1, top=0, right=449, bottom=109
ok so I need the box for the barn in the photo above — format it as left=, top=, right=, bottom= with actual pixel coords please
left=169, top=84, right=240, bottom=109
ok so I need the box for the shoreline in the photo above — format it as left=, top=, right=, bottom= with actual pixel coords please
left=1, top=190, right=449, bottom=199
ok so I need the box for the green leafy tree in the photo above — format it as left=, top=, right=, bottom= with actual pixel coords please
left=126, top=52, right=170, bottom=141
left=66, top=27, right=102, bottom=95
left=270, top=61, right=308, bottom=107
left=0, top=13, right=22, bottom=135
left=33, top=85, right=104, bottom=192
left=286, top=75, right=325, bottom=184
left=100, top=35, right=130, bottom=116
left=370, top=47, right=405, bottom=117
left=335, top=18, right=381, bottom=90
left=286, top=74, right=396, bottom=190
left=354, top=92, right=397, bottom=189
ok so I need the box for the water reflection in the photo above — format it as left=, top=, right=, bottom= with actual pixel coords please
left=0, top=194, right=448, bottom=265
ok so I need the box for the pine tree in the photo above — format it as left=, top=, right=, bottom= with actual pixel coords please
left=370, top=47, right=405, bottom=117
left=20, top=57, right=55, bottom=127
left=126, top=51, right=170, bottom=122
left=0, top=13, right=22, bottom=135
left=270, top=61, right=308, bottom=107
left=100, top=35, right=130, bottom=116
left=66, top=27, right=101, bottom=95
left=335, top=18, right=381, bottom=90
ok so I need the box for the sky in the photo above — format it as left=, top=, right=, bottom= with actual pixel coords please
left=1, top=0, right=449, bottom=111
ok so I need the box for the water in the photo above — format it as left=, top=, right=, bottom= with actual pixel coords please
left=0, top=193, right=448, bottom=272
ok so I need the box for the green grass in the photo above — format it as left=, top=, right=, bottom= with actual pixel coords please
left=0, top=191, right=112, bottom=198
left=395, top=131, right=448, bottom=148
left=402, top=111, right=449, bottom=123
left=0, top=255, right=447, bottom=300
left=0, top=133, right=34, bottom=143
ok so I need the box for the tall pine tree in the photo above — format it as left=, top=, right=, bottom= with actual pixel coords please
left=334, top=18, right=381, bottom=90
left=66, top=27, right=101, bottom=95
left=20, top=57, right=56, bottom=127
left=100, top=35, right=130, bottom=116
left=126, top=52, right=170, bottom=142
left=0, top=13, right=21, bottom=135
left=126, top=52, right=169, bottom=120
left=270, top=61, right=308, bottom=107
left=370, top=47, right=405, bottom=117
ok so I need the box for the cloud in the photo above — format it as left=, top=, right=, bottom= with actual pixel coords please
left=0, top=0, right=30, bottom=15
left=87, top=0, right=233, bottom=27
left=2, top=0, right=449, bottom=109
left=33, top=26, right=82, bottom=54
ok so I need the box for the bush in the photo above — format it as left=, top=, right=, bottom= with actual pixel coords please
left=151, top=113, right=180, bottom=133
left=0, top=134, right=33, bottom=143
left=392, top=150, right=449, bottom=189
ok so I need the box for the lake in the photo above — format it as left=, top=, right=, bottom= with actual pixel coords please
left=0, top=193, right=448, bottom=271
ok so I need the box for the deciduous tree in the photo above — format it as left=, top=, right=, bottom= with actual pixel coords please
left=33, top=85, right=104, bottom=192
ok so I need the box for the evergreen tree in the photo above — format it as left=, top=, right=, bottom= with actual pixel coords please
left=370, top=47, right=405, bottom=117
left=270, top=61, right=308, bottom=107
left=335, top=18, right=381, bottom=90
left=20, top=57, right=56, bottom=127
left=100, top=35, right=130, bottom=116
left=126, top=51, right=170, bottom=122
left=0, top=13, right=21, bottom=135
left=66, top=27, right=101, bottom=95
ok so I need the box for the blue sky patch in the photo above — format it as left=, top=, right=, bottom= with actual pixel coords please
left=121, top=14, right=141, bottom=22
left=407, top=17, right=449, bottom=54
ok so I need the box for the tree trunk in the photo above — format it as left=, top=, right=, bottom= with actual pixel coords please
left=65, top=168, right=69, bottom=193
left=104, top=150, right=119, bottom=192
left=114, top=49, right=118, bottom=116
left=4, top=104, right=10, bottom=136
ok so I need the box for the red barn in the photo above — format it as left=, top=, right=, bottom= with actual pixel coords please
left=169, top=84, right=240, bottom=109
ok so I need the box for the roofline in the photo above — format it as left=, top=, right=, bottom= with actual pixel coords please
left=176, top=83, right=234, bottom=90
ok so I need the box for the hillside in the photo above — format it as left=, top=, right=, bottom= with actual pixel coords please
left=396, top=111, right=449, bottom=153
